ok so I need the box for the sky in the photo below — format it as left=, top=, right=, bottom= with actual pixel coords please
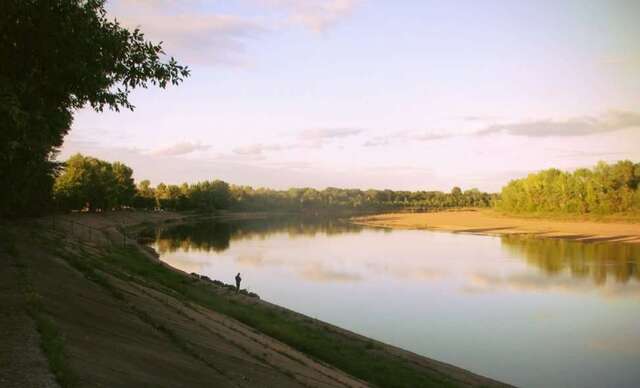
left=60, top=0, right=640, bottom=192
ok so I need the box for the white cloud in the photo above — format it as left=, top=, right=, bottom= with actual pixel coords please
left=232, top=128, right=362, bottom=157
left=108, top=2, right=267, bottom=66
left=258, top=0, right=361, bottom=31
left=363, top=130, right=455, bottom=147
left=477, top=111, right=640, bottom=137
left=107, top=0, right=361, bottom=66
left=299, top=128, right=362, bottom=140
left=233, top=143, right=284, bottom=156
left=150, top=142, right=210, bottom=156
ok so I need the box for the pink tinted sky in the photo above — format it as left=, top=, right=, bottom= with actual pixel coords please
left=61, top=0, right=640, bottom=192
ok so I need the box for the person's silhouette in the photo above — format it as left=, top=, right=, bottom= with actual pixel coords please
left=235, top=272, right=242, bottom=294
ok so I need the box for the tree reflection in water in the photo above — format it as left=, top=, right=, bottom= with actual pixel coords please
left=152, top=217, right=639, bottom=290
left=499, top=235, right=640, bottom=285
left=153, top=216, right=367, bottom=255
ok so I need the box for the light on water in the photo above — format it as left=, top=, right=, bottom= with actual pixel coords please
left=151, top=218, right=640, bottom=388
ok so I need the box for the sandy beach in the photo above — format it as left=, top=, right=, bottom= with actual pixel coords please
left=353, top=210, right=640, bottom=244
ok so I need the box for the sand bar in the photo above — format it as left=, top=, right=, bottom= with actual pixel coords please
left=353, top=210, right=640, bottom=244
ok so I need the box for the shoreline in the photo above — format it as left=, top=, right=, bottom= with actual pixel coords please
left=2, top=210, right=511, bottom=387
left=352, top=209, right=640, bottom=244
left=127, top=211, right=512, bottom=387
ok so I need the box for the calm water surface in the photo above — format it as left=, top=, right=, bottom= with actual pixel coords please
left=150, top=217, right=640, bottom=388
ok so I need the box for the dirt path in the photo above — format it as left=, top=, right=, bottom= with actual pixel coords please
left=354, top=210, right=640, bottom=243
left=0, top=241, right=58, bottom=387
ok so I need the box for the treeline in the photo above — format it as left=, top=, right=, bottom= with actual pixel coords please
left=53, top=154, right=494, bottom=213
left=147, top=184, right=493, bottom=212
left=496, top=161, right=640, bottom=214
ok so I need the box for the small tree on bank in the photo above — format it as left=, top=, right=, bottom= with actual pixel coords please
left=54, top=154, right=136, bottom=212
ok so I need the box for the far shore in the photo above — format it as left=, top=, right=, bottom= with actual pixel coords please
left=353, top=209, right=640, bottom=244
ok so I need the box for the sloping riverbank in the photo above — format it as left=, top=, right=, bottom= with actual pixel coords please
left=353, top=209, right=640, bottom=244
left=1, top=211, right=510, bottom=387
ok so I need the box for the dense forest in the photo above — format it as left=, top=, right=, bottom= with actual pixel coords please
left=53, top=154, right=495, bottom=213
left=45, top=155, right=640, bottom=216
left=495, top=161, right=640, bottom=214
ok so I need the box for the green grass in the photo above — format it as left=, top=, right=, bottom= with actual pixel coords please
left=12, top=236, right=78, bottom=388
left=31, top=312, right=77, bottom=387
left=89, top=245, right=455, bottom=388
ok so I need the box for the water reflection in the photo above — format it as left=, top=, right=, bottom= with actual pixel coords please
left=151, top=217, right=640, bottom=388
left=154, top=218, right=640, bottom=292
left=154, top=217, right=366, bottom=255
left=500, top=235, right=640, bottom=285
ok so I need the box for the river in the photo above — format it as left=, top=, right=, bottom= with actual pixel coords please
left=150, top=216, right=640, bottom=388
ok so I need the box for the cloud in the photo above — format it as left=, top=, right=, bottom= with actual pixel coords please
left=552, top=149, right=630, bottom=159
left=359, top=164, right=433, bottom=175
left=233, top=143, right=284, bottom=156
left=462, top=115, right=499, bottom=122
left=299, top=264, right=362, bottom=283
left=150, top=142, right=211, bottom=156
left=260, top=0, right=361, bottom=32
left=363, top=130, right=408, bottom=147
left=109, top=2, right=267, bottom=66
left=109, top=0, right=361, bottom=67
left=363, top=130, right=455, bottom=147
left=363, top=137, right=391, bottom=147
left=462, top=271, right=640, bottom=299
left=230, top=128, right=362, bottom=158
left=263, top=161, right=314, bottom=170
left=300, top=128, right=362, bottom=140
left=477, top=111, right=640, bottom=137
left=413, top=133, right=453, bottom=142
left=296, top=128, right=363, bottom=148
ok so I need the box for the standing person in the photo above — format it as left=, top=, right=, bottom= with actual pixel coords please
left=235, top=272, right=242, bottom=294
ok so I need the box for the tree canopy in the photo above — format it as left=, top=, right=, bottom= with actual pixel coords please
left=54, top=154, right=494, bottom=213
left=54, top=154, right=136, bottom=211
left=1, top=0, right=188, bottom=217
left=495, top=161, right=640, bottom=215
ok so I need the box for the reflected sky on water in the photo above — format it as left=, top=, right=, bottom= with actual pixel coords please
left=151, top=217, right=640, bottom=388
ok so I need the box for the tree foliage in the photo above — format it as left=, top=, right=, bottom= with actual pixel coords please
left=54, top=154, right=493, bottom=213
left=0, top=0, right=188, bottom=217
left=133, top=180, right=493, bottom=213
left=54, top=154, right=136, bottom=211
left=495, top=161, right=640, bottom=215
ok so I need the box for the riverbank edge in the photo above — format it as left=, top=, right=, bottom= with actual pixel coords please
left=15, top=210, right=512, bottom=388
left=126, top=210, right=512, bottom=387
left=352, top=209, right=640, bottom=244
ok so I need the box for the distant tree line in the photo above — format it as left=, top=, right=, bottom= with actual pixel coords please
left=495, top=161, right=640, bottom=214
left=52, top=154, right=494, bottom=213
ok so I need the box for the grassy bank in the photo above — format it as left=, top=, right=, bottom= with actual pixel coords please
left=102, top=246, right=466, bottom=388
left=61, top=239, right=479, bottom=387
